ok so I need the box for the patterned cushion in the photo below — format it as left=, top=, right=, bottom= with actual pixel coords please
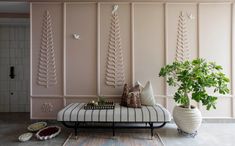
left=132, top=81, right=144, bottom=92
left=129, top=83, right=142, bottom=92
left=121, top=83, right=142, bottom=108
left=126, top=91, right=141, bottom=108
left=120, top=84, right=129, bottom=106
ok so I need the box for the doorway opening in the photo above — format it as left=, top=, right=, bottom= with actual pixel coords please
left=0, top=2, right=30, bottom=112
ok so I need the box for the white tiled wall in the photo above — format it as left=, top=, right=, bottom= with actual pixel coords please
left=0, top=25, right=29, bottom=112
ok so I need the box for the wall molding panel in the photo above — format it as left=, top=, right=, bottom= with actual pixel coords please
left=31, top=2, right=235, bottom=119
left=232, top=3, right=235, bottom=118
left=31, top=3, right=63, bottom=97
left=100, top=3, right=131, bottom=96
left=41, top=102, right=54, bottom=113
left=63, top=3, right=66, bottom=98
left=65, top=3, right=97, bottom=96
left=199, top=3, right=232, bottom=117
left=164, top=3, right=168, bottom=109
left=97, top=3, right=101, bottom=96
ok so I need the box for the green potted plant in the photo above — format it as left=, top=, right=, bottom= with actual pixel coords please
left=159, top=58, right=229, bottom=134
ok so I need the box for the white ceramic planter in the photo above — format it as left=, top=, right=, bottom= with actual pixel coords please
left=173, top=106, right=202, bottom=134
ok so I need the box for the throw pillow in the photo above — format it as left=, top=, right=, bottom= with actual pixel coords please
left=120, top=84, right=129, bottom=106
left=127, top=91, right=141, bottom=108
left=135, top=81, right=144, bottom=91
left=140, top=81, right=156, bottom=105
left=120, top=83, right=142, bottom=108
left=129, top=85, right=141, bottom=92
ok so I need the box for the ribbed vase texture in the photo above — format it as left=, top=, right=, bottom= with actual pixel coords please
left=173, top=106, right=202, bottom=134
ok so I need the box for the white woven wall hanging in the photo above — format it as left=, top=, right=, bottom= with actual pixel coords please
left=105, top=5, right=125, bottom=88
left=37, top=10, right=57, bottom=88
left=175, top=11, right=190, bottom=62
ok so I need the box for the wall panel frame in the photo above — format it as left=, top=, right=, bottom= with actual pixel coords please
left=65, top=2, right=97, bottom=96
left=30, top=2, right=235, bottom=119
left=31, top=3, right=63, bottom=96
left=99, top=3, right=132, bottom=96
left=199, top=3, right=232, bottom=117
left=133, top=3, right=165, bottom=97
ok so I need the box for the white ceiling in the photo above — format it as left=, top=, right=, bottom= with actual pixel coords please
left=0, top=2, right=29, bottom=13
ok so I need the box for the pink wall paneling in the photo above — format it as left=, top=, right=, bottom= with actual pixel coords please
left=31, top=3, right=63, bottom=96
left=30, top=97, right=63, bottom=119
left=133, top=3, right=165, bottom=96
left=30, top=2, right=235, bottom=119
left=65, top=3, right=97, bottom=96
left=201, top=97, right=232, bottom=118
left=100, top=3, right=132, bottom=96
left=199, top=3, right=232, bottom=94
left=166, top=3, right=198, bottom=96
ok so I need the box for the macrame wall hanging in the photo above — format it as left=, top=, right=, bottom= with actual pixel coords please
left=105, top=5, right=125, bottom=88
left=37, top=10, right=57, bottom=88
left=175, top=11, right=193, bottom=62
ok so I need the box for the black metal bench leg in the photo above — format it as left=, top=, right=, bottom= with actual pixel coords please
left=112, top=122, right=115, bottom=136
left=149, top=122, right=154, bottom=138
left=75, top=122, right=79, bottom=136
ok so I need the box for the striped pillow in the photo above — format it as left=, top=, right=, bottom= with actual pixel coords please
left=140, top=81, right=156, bottom=105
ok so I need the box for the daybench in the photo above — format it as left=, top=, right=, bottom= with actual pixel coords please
left=57, top=103, right=171, bottom=137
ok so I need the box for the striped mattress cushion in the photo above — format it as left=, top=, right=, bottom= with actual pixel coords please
left=57, top=103, right=171, bottom=122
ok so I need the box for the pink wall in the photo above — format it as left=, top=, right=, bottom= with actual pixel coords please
left=31, top=2, right=234, bottom=119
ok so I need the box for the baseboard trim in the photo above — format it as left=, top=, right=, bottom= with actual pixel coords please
left=202, top=118, right=235, bottom=123
left=170, top=118, right=235, bottom=123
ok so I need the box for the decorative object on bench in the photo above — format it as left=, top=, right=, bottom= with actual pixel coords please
left=120, top=84, right=129, bottom=106
left=57, top=103, right=171, bottom=138
left=84, top=101, right=115, bottom=110
left=121, top=82, right=142, bottom=108
left=97, top=96, right=106, bottom=105
left=18, top=132, right=33, bottom=142
left=84, top=96, right=114, bottom=110
left=159, top=58, right=230, bottom=136
left=140, top=81, right=156, bottom=106
left=122, top=81, right=156, bottom=106
left=36, top=126, right=61, bottom=140
left=27, top=121, right=47, bottom=132
left=127, top=91, right=141, bottom=108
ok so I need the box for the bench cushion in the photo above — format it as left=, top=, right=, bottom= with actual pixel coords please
left=57, top=103, right=171, bottom=122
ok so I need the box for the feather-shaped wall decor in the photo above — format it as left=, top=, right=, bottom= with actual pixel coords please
left=175, top=11, right=190, bottom=62
left=105, top=5, right=125, bottom=88
left=37, top=10, right=57, bottom=88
